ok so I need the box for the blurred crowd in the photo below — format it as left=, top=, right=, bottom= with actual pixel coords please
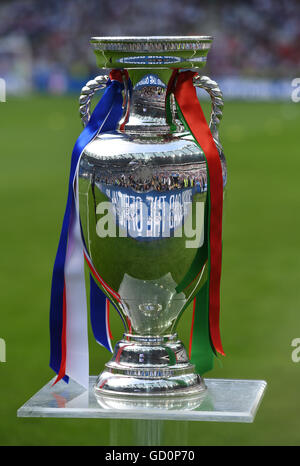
left=0, top=0, right=299, bottom=91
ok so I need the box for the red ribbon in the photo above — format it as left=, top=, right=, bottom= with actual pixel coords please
left=52, top=282, right=67, bottom=386
left=167, top=70, right=224, bottom=356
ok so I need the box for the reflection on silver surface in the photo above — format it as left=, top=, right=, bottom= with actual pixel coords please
left=118, top=274, right=186, bottom=334
left=90, top=36, right=212, bottom=52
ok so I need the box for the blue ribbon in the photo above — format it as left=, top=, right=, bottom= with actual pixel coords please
left=50, top=76, right=127, bottom=380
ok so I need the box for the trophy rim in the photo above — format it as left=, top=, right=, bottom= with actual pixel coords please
left=90, top=35, right=213, bottom=51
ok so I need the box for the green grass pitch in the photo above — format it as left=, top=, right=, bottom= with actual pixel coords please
left=0, top=95, right=299, bottom=445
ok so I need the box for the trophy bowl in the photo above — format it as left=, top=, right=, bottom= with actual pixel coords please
left=77, top=36, right=226, bottom=401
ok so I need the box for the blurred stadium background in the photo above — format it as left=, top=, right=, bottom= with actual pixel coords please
left=0, top=0, right=300, bottom=446
left=1, top=0, right=300, bottom=97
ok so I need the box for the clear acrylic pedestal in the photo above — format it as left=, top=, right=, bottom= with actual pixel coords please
left=17, top=376, right=266, bottom=423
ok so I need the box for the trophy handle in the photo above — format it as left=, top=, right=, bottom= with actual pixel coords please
left=79, top=75, right=109, bottom=127
left=193, top=75, right=224, bottom=152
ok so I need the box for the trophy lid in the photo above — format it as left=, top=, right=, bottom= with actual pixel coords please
left=90, top=36, right=213, bottom=69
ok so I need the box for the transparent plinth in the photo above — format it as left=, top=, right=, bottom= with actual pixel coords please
left=17, top=377, right=267, bottom=423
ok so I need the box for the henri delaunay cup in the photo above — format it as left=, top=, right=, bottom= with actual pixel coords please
left=49, top=36, right=226, bottom=408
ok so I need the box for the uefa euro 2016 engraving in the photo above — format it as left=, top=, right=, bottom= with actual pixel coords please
left=100, top=185, right=196, bottom=237
left=49, top=36, right=227, bottom=407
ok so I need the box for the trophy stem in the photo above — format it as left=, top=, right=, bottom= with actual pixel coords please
left=94, top=333, right=206, bottom=399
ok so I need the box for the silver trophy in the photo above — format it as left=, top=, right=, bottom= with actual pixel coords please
left=78, top=37, right=226, bottom=403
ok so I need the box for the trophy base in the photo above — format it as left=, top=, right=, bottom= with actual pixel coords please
left=94, top=334, right=206, bottom=400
